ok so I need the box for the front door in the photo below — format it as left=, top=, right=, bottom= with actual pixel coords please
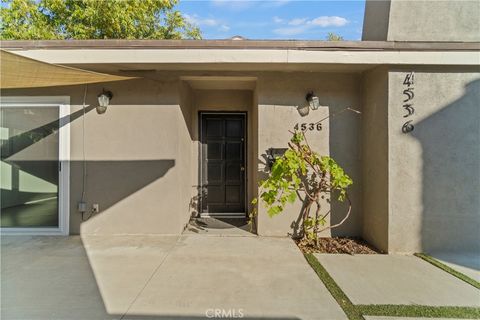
left=200, top=113, right=246, bottom=216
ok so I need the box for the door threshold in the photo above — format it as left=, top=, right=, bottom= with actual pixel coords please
left=185, top=216, right=254, bottom=236
left=200, top=213, right=246, bottom=219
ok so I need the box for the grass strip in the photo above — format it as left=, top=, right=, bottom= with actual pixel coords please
left=357, top=304, right=480, bottom=319
left=305, top=252, right=479, bottom=319
left=415, top=253, right=480, bottom=289
left=304, top=253, right=364, bottom=320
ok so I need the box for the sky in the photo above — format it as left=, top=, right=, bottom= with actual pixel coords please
left=176, top=0, right=366, bottom=40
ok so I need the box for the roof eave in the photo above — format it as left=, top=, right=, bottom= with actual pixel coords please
left=1, top=39, right=479, bottom=51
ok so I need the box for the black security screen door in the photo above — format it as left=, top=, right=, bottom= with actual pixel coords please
left=200, top=113, right=246, bottom=215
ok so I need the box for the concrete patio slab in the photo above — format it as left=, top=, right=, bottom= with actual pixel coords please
left=314, top=254, right=480, bottom=307
left=1, top=235, right=117, bottom=320
left=80, top=235, right=180, bottom=315
left=429, top=252, right=480, bottom=282
left=2, top=235, right=346, bottom=320
left=126, top=235, right=347, bottom=319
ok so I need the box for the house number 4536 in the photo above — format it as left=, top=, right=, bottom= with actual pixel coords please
left=294, top=123, right=322, bottom=131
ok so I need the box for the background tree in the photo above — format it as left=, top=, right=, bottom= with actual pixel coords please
left=326, top=32, right=344, bottom=41
left=0, top=0, right=201, bottom=40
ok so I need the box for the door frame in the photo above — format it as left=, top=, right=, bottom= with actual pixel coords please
left=1, top=96, right=70, bottom=235
left=198, top=111, right=247, bottom=218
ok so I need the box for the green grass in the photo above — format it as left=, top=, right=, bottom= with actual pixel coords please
left=304, top=253, right=480, bottom=319
left=304, top=253, right=365, bottom=320
left=415, top=253, right=480, bottom=289
left=357, top=304, right=480, bottom=319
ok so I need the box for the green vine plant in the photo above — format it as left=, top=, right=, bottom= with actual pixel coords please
left=250, top=129, right=353, bottom=247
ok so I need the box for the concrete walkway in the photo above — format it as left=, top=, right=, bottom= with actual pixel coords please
left=430, top=252, right=480, bottom=282
left=1, top=235, right=346, bottom=320
left=314, top=254, right=480, bottom=307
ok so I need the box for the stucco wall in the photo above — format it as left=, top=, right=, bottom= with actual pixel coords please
left=361, top=67, right=480, bottom=253
left=361, top=67, right=390, bottom=253
left=2, top=78, right=188, bottom=235
left=362, top=0, right=391, bottom=41
left=178, top=81, right=195, bottom=230
left=362, top=0, right=480, bottom=42
left=3, top=66, right=479, bottom=253
left=256, top=72, right=363, bottom=237
left=388, top=68, right=480, bottom=253
left=2, top=71, right=363, bottom=238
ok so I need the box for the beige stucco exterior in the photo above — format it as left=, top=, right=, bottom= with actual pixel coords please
left=1, top=70, right=364, bottom=238
left=2, top=0, right=479, bottom=252
left=362, top=66, right=390, bottom=253
left=2, top=80, right=187, bottom=234
left=361, top=66, right=480, bottom=253
left=3, top=63, right=478, bottom=254
left=358, top=0, right=479, bottom=254
left=363, top=0, right=480, bottom=42
left=256, top=72, right=362, bottom=237
left=387, top=68, right=480, bottom=253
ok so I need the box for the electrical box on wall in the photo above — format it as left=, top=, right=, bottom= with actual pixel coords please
left=78, top=201, right=87, bottom=213
left=266, top=148, right=288, bottom=169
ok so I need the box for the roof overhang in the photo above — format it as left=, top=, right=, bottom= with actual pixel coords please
left=2, top=39, right=479, bottom=51
left=1, top=40, right=479, bottom=74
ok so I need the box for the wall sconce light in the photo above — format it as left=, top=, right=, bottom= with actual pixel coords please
left=306, top=91, right=320, bottom=110
left=97, top=90, right=113, bottom=114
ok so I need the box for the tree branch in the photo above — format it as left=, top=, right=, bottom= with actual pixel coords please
left=317, top=193, right=352, bottom=234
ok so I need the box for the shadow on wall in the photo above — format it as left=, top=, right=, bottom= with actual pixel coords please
left=1, top=106, right=98, bottom=227
left=2, top=158, right=175, bottom=231
left=412, top=79, right=480, bottom=254
left=328, top=108, right=362, bottom=238
left=70, top=159, right=175, bottom=231
left=1, top=100, right=176, bottom=231
left=256, top=79, right=362, bottom=237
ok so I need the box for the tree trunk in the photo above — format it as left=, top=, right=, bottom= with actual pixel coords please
left=314, top=197, right=321, bottom=247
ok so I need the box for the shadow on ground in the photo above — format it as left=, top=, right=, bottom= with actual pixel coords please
left=1, top=235, right=346, bottom=320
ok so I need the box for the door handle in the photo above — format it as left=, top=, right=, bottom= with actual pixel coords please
left=240, top=166, right=245, bottom=171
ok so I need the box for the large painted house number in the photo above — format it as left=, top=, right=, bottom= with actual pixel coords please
left=402, top=72, right=415, bottom=133
left=294, top=123, right=323, bottom=131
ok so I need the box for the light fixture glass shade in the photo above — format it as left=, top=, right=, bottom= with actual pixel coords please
left=96, top=105, right=107, bottom=114
left=297, top=104, right=310, bottom=117
left=309, top=95, right=320, bottom=110
left=98, top=93, right=110, bottom=107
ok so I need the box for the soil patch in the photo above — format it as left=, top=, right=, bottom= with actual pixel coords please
left=297, top=237, right=381, bottom=254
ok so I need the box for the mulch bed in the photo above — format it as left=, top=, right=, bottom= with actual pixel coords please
left=296, top=237, right=381, bottom=254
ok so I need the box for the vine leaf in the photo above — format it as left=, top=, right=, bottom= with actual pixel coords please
left=250, top=130, right=353, bottom=245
